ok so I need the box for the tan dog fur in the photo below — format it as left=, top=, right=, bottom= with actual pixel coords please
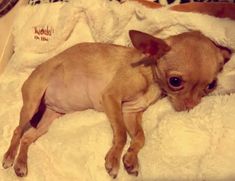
left=2, top=30, right=230, bottom=178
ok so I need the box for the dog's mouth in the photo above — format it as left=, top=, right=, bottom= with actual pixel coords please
left=168, top=95, right=201, bottom=112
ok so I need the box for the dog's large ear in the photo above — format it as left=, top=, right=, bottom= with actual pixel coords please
left=129, top=30, right=170, bottom=56
left=219, top=46, right=232, bottom=64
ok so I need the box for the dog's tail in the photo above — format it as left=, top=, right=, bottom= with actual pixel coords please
left=20, top=57, right=63, bottom=128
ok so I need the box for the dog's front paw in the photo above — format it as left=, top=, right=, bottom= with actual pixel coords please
left=2, top=152, right=15, bottom=169
left=123, top=151, right=139, bottom=176
left=105, top=148, right=121, bottom=179
left=14, top=159, right=28, bottom=177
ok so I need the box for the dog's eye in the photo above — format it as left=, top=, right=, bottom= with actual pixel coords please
left=168, top=77, right=183, bottom=90
left=207, top=79, right=217, bottom=90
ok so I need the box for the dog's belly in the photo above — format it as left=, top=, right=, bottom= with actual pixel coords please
left=44, top=68, right=111, bottom=113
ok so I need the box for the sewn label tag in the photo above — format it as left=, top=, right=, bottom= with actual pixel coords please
left=33, top=25, right=54, bottom=42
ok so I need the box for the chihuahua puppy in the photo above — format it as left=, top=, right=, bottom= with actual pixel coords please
left=2, top=30, right=230, bottom=178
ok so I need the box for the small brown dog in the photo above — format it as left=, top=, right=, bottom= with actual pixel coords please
left=2, top=30, right=230, bottom=178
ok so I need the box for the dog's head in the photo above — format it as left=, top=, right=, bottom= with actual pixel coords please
left=129, top=30, right=231, bottom=111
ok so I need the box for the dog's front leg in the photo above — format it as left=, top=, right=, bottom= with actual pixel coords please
left=122, top=112, right=144, bottom=176
left=122, top=84, right=162, bottom=112
left=102, top=90, right=127, bottom=178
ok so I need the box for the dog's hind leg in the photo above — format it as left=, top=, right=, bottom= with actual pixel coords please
left=2, top=60, right=61, bottom=170
left=14, top=107, right=61, bottom=177
left=2, top=88, right=47, bottom=169
left=2, top=86, right=48, bottom=169
left=2, top=100, right=43, bottom=169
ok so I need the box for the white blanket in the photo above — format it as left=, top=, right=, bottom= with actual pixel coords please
left=1, top=1, right=235, bottom=180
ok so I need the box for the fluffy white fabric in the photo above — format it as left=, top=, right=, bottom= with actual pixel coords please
left=1, top=0, right=235, bottom=180
left=13, top=3, right=79, bottom=53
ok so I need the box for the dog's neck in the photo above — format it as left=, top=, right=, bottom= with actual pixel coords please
left=131, top=55, right=160, bottom=84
